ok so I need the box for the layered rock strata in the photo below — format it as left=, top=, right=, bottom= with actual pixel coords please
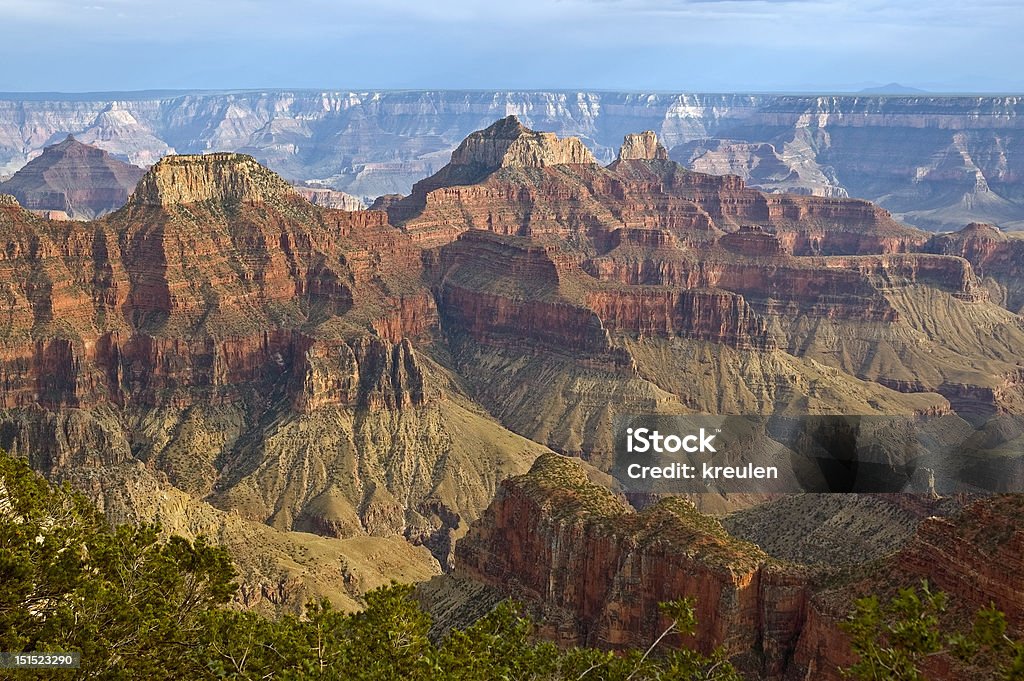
left=5, top=90, right=1024, bottom=230
left=794, top=494, right=1024, bottom=680
left=400, top=120, right=1024, bottom=432
left=0, top=151, right=549, bottom=604
left=0, top=136, right=144, bottom=219
left=456, top=454, right=810, bottom=678
left=458, top=455, right=1024, bottom=680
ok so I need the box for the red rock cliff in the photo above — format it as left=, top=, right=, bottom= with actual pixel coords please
left=794, top=494, right=1024, bottom=680
left=457, top=455, right=1024, bottom=681
left=456, top=454, right=811, bottom=678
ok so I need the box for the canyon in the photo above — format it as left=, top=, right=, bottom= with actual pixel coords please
left=1, top=116, right=1023, bottom=676
left=3, top=91, right=1024, bottom=229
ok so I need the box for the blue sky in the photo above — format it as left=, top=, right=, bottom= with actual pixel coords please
left=0, top=0, right=1021, bottom=93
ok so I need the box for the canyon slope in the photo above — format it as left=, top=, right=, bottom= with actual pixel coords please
left=0, top=152, right=551, bottom=611
left=381, top=117, right=1024, bottom=468
left=2, top=117, right=1024, bottom=669
left=3, top=91, right=1024, bottom=229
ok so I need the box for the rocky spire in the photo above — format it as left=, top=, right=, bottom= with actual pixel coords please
left=448, top=115, right=597, bottom=170
left=618, top=131, right=669, bottom=161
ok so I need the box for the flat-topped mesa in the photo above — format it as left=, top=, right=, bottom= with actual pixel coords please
left=618, top=131, right=669, bottom=161
left=128, top=153, right=296, bottom=207
left=449, top=115, right=597, bottom=170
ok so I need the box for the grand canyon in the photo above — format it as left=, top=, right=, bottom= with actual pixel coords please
left=2, top=111, right=1023, bottom=679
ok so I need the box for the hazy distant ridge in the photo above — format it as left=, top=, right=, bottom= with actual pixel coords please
left=3, top=90, right=1024, bottom=229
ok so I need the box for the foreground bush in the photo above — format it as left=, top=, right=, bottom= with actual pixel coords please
left=842, top=581, right=1024, bottom=680
left=0, top=451, right=738, bottom=680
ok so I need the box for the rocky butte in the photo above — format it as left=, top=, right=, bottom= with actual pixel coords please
left=0, top=118, right=1023, bottom=676
left=618, top=130, right=669, bottom=161
left=0, top=149, right=548, bottom=609
left=454, top=454, right=803, bottom=673
left=0, top=136, right=144, bottom=219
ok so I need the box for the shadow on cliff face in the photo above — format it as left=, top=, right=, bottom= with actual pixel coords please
left=789, top=417, right=916, bottom=493
left=0, top=422, right=15, bottom=452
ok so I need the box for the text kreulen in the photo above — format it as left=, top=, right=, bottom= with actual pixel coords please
left=624, top=427, right=778, bottom=481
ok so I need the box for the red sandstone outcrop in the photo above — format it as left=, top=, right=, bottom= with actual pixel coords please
left=456, top=454, right=810, bottom=678
left=819, top=253, right=986, bottom=300
left=720, top=225, right=787, bottom=257
left=585, top=288, right=774, bottom=349
left=583, top=251, right=901, bottom=322
left=926, top=223, right=1024, bottom=312
left=0, top=322, right=429, bottom=415
left=294, top=336, right=426, bottom=412
left=899, top=496, right=1024, bottom=624
left=431, top=231, right=623, bottom=359
left=794, top=494, right=1024, bottom=680
left=371, top=292, right=439, bottom=343
left=0, top=151, right=436, bottom=414
left=432, top=230, right=775, bottom=352
left=928, top=222, right=1008, bottom=261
